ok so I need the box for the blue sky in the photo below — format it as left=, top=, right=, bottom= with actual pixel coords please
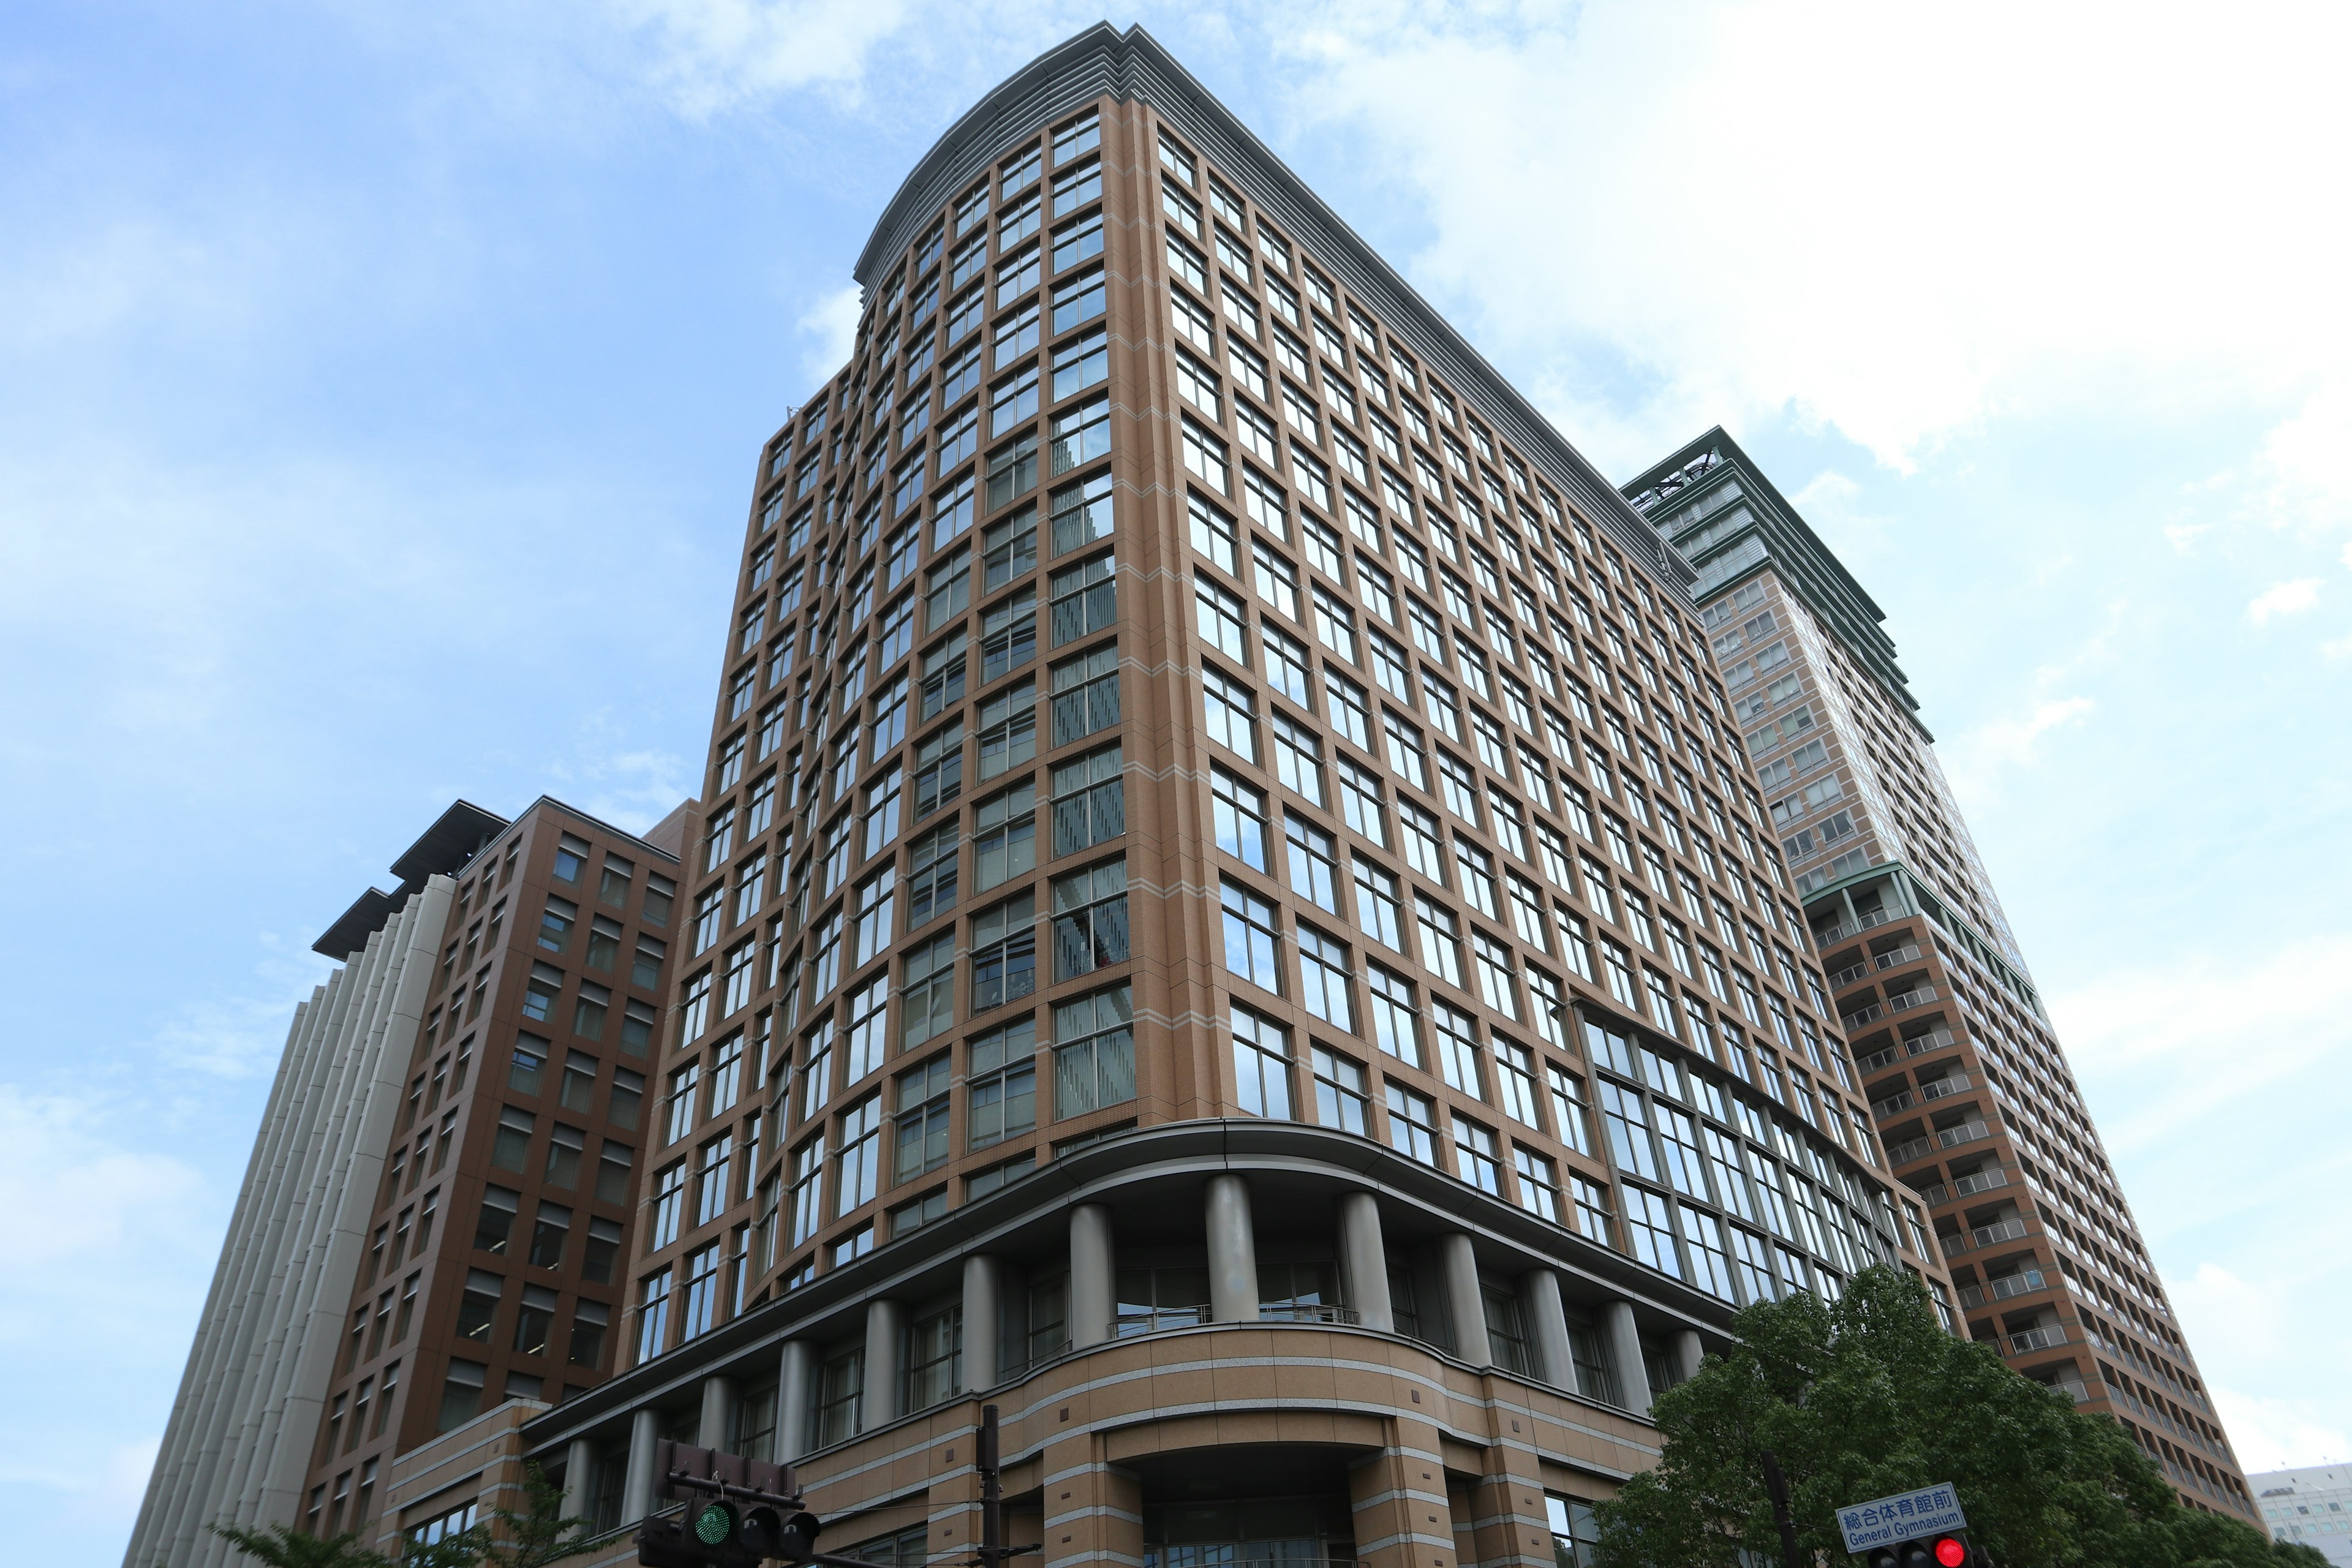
left=4, top=2, right=2348, bottom=1558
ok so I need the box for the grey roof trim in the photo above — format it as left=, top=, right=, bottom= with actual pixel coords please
left=851, top=23, right=1684, bottom=587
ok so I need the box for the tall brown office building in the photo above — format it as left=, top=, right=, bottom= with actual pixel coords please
left=125, top=796, right=690, bottom=1566
left=1621, top=431, right=2255, bottom=1520
left=501, top=25, right=1947, bottom=1568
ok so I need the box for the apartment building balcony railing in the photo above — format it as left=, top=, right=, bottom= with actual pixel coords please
left=1960, top=1268, right=2046, bottom=1309
left=1830, top=944, right=1926, bottom=990
left=1113, top=1304, right=1361, bottom=1338
left=1917, top=1164, right=2010, bottom=1208
left=1841, top=985, right=1939, bottom=1033
left=1855, top=1028, right=1956, bottom=1076
left=1944, top=1215, right=2030, bottom=1256
left=1888, top=1118, right=1997, bottom=1168
left=1811, top=908, right=1899, bottom=948
left=1872, top=1072, right=1975, bottom=1118
left=2008, top=1325, right=2070, bottom=1355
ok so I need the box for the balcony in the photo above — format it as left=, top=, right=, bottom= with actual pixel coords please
left=1938, top=1120, right=1993, bottom=1150
left=1887, top=1134, right=1934, bottom=1166
left=1886, top=984, right=1940, bottom=1014
left=1811, top=908, right=1898, bottom=946
left=2008, top=1325, right=2069, bottom=1354
left=1872, top=944, right=1924, bottom=972
left=1259, top=1302, right=1362, bottom=1325
left=1828, top=959, right=1872, bottom=990
left=1918, top=1072, right=1973, bottom=1104
left=1917, top=1166, right=2010, bottom=1207
left=1960, top=1268, right=2046, bottom=1309
left=1879, top=1072, right=1975, bottom=1118
left=1113, top=1303, right=1362, bottom=1338
left=1842, top=1001, right=1886, bottom=1030
left=1856, top=1028, right=1957, bottom=1076
left=1962, top=1215, right=2029, bottom=1251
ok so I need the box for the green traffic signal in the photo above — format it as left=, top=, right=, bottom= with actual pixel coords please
left=693, top=1501, right=740, bottom=1545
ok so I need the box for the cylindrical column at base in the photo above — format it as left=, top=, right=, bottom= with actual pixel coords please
left=1070, top=1203, right=1115, bottom=1348
left=777, top=1340, right=815, bottom=1461
left=620, top=1406, right=661, bottom=1524
left=963, top=1253, right=1003, bottom=1390
left=1604, top=1300, right=1653, bottom=1418
left=863, top=1298, right=906, bottom=1432
left=1439, top=1232, right=1491, bottom=1366
left=560, top=1437, right=595, bottom=1528
left=1206, top=1173, right=1261, bottom=1323
left=698, top=1374, right=737, bottom=1452
left=1339, top=1192, right=1393, bottom=1333
left=1674, top=1329, right=1704, bottom=1387
left=1520, top=1268, right=1575, bottom=1393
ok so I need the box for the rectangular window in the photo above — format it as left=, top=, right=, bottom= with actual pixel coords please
left=1231, top=1005, right=1294, bottom=1119
left=1053, top=984, right=1135, bottom=1118
left=1297, top=922, right=1355, bottom=1031
left=1384, top=1083, right=1440, bottom=1167
left=957, top=886, right=1033, bottom=1012
left=1051, top=743, right=1125, bottom=855
left=973, top=779, right=1038, bottom=892
left=967, top=1015, right=1038, bottom=1148
left=1311, top=1045, right=1370, bottom=1134
left=1219, top=880, right=1283, bottom=994
left=1051, top=859, right=1129, bottom=981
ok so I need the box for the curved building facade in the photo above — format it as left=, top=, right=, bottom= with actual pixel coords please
left=485, top=24, right=1951, bottom=1568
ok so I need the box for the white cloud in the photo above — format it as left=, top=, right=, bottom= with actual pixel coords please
left=1941, top=695, right=2092, bottom=805
left=0, top=1089, right=211, bottom=1329
left=2259, top=379, right=2352, bottom=529
left=2208, top=1384, right=2352, bottom=1474
left=2323, top=634, right=2352, bottom=661
left=601, top=0, right=912, bottom=118
left=2247, top=577, right=2322, bottom=624
left=1281, top=1, right=2352, bottom=473
left=2049, top=931, right=2352, bottom=1152
left=797, top=283, right=863, bottom=390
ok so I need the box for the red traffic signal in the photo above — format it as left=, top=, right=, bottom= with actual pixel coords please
left=1868, top=1537, right=1968, bottom=1568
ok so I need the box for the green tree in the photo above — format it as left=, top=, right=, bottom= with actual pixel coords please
left=209, top=1467, right=583, bottom=1568
left=454, top=1461, right=594, bottom=1568
left=208, top=1524, right=394, bottom=1568
left=1591, top=1266, right=2265, bottom=1568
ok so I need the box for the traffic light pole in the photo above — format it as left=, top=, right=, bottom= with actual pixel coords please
left=968, top=1404, right=1039, bottom=1568
left=1760, top=1450, right=1803, bottom=1568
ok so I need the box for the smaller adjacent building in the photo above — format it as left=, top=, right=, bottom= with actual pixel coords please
left=124, top=795, right=691, bottom=1567
left=2256, top=1466, right=2352, bottom=1566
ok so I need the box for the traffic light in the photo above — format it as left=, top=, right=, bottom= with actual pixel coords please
left=1865, top=1536, right=1969, bottom=1568
left=635, top=1441, right=815, bottom=1567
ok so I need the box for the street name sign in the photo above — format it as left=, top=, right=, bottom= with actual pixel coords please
left=1836, top=1483, right=1967, bottom=1553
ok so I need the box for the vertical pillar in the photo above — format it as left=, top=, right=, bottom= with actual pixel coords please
left=777, top=1340, right=815, bottom=1461
left=1604, top=1301, right=1653, bottom=1418
left=1069, top=1204, right=1114, bottom=1349
left=620, top=1406, right=660, bottom=1523
left=864, top=1298, right=906, bottom=1431
left=1205, top=1173, right=1261, bottom=1323
left=1674, top=1329, right=1704, bottom=1388
left=699, top=1374, right=737, bottom=1452
left=1039, top=1430, right=1144, bottom=1568
left=560, top=1437, right=595, bottom=1526
left=1348, top=1433, right=1457, bottom=1568
left=1439, top=1234, right=1491, bottom=1367
left=1340, top=1192, right=1393, bottom=1333
left=963, top=1254, right=1002, bottom=1391
left=1518, top=1268, right=1574, bottom=1393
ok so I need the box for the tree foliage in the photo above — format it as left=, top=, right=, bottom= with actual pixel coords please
left=211, top=1465, right=587, bottom=1568
left=1592, top=1267, right=2284, bottom=1568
